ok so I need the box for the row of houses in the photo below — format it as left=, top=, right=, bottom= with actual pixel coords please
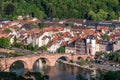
left=1, top=17, right=120, bottom=55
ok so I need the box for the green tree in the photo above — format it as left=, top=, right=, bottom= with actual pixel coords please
left=0, top=37, right=10, bottom=48
left=41, top=45, right=47, bottom=51
left=14, top=42, right=24, bottom=48
left=58, top=46, right=65, bottom=53
left=0, top=71, right=49, bottom=80
left=113, top=53, right=120, bottom=62
left=13, top=36, right=17, bottom=43
left=88, top=10, right=97, bottom=20
left=4, top=3, right=15, bottom=15
left=96, top=9, right=108, bottom=21
left=3, top=28, right=12, bottom=33
left=102, top=34, right=110, bottom=41
left=1, top=0, right=120, bottom=20
left=107, top=12, right=116, bottom=20
left=100, top=71, right=120, bottom=80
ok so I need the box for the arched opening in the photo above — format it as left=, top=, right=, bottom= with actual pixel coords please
left=77, top=57, right=84, bottom=61
left=55, top=56, right=70, bottom=69
left=33, top=58, right=50, bottom=73
left=76, top=57, right=84, bottom=64
left=86, top=57, right=92, bottom=61
left=9, top=60, right=27, bottom=75
left=56, top=56, right=70, bottom=62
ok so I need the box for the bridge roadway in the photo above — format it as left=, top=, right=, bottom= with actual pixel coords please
left=58, top=60, right=120, bottom=71
left=0, top=53, right=94, bottom=72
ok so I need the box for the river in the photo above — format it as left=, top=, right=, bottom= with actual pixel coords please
left=45, top=62, right=100, bottom=80
left=10, top=62, right=102, bottom=80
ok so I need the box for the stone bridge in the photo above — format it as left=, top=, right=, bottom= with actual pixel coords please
left=0, top=53, right=94, bottom=72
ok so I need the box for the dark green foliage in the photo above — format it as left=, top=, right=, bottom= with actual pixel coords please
left=0, top=0, right=120, bottom=20
left=3, top=28, right=12, bottom=33
left=95, top=51, right=120, bottom=62
left=76, top=73, right=86, bottom=80
left=78, top=61, right=89, bottom=66
left=14, top=42, right=39, bottom=51
left=100, top=71, right=120, bottom=80
left=14, top=42, right=24, bottom=49
left=4, top=3, right=15, bottom=15
left=102, top=34, right=110, bottom=41
left=58, top=46, right=65, bottom=53
left=40, top=45, right=47, bottom=51
left=0, top=72, right=18, bottom=80
left=0, top=71, right=49, bottom=80
left=26, top=44, right=39, bottom=51
left=0, top=37, right=10, bottom=48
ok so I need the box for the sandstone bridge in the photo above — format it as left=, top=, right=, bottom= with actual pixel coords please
left=0, top=53, right=94, bottom=72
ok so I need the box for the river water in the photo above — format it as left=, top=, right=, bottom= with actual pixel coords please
left=32, top=62, right=101, bottom=80
left=10, top=62, right=102, bottom=80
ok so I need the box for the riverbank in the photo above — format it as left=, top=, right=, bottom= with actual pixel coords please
left=58, top=60, right=120, bottom=71
left=58, top=60, right=96, bottom=71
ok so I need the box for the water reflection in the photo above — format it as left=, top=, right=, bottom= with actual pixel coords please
left=10, top=61, right=25, bottom=75
left=10, top=61, right=102, bottom=80
left=47, top=62, right=92, bottom=80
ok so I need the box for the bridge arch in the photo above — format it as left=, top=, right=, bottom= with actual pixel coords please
left=35, top=57, right=50, bottom=65
left=32, top=57, right=51, bottom=72
left=57, top=56, right=70, bottom=61
left=9, top=60, right=28, bottom=74
left=86, top=57, right=93, bottom=61
left=77, top=56, right=84, bottom=61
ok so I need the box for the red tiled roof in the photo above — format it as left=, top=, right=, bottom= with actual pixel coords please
left=52, top=35, right=59, bottom=41
left=0, top=34, right=7, bottom=38
left=62, top=41, right=67, bottom=46
left=63, top=32, right=69, bottom=36
left=70, top=37, right=77, bottom=42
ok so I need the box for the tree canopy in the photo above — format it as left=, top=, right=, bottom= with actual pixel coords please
left=0, top=37, right=10, bottom=48
left=100, top=71, right=120, bottom=80
left=58, top=46, right=65, bottom=53
left=0, top=0, right=120, bottom=21
left=0, top=71, right=49, bottom=80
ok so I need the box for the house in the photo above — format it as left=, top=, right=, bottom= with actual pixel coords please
left=64, top=18, right=86, bottom=26
left=47, top=42, right=61, bottom=53
left=42, top=36, right=50, bottom=45
left=21, top=24, right=34, bottom=30
left=63, top=26, right=71, bottom=32
left=97, top=22, right=115, bottom=30
left=75, top=39, right=86, bottom=55
left=28, top=33, right=43, bottom=47
left=26, top=34, right=33, bottom=44
left=8, top=35, right=15, bottom=44
left=44, top=17, right=53, bottom=23
left=96, top=42, right=100, bottom=52
left=97, top=26, right=109, bottom=34
left=84, top=20, right=98, bottom=29
left=0, top=33, right=7, bottom=38
left=99, top=40, right=113, bottom=52
left=65, top=43, right=75, bottom=54
left=113, top=40, right=120, bottom=51
left=113, top=22, right=120, bottom=30
left=114, top=30, right=120, bottom=40
left=17, top=34, right=27, bottom=43
left=86, top=35, right=96, bottom=55
left=27, top=31, right=52, bottom=47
